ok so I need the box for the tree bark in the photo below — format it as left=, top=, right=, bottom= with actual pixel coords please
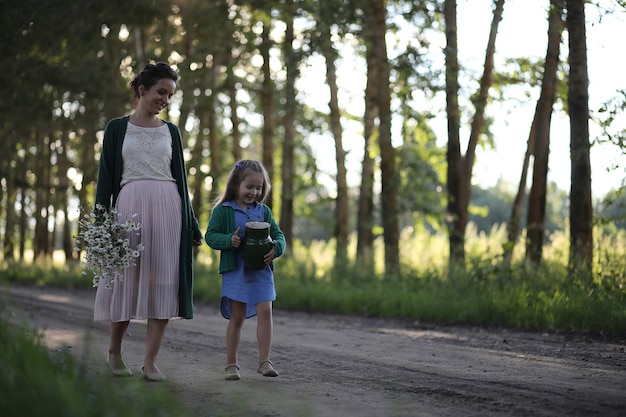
left=444, top=0, right=463, bottom=267
left=280, top=0, right=297, bottom=245
left=319, top=7, right=349, bottom=265
left=567, top=0, right=593, bottom=273
left=228, top=56, right=243, bottom=163
left=57, top=129, right=74, bottom=261
left=2, top=140, right=17, bottom=262
left=260, top=16, right=276, bottom=210
left=525, top=0, right=564, bottom=266
left=446, top=0, right=504, bottom=269
left=367, top=0, right=400, bottom=277
left=33, top=132, right=49, bottom=260
left=503, top=119, right=535, bottom=267
left=356, top=27, right=377, bottom=272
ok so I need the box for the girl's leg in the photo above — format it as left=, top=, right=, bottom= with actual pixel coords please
left=108, top=321, right=130, bottom=370
left=144, top=318, right=169, bottom=375
left=256, top=301, right=273, bottom=362
left=226, top=300, right=247, bottom=365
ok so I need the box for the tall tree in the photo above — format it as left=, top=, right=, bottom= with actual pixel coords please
left=444, top=0, right=463, bottom=267
left=259, top=8, right=277, bottom=209
left=567, top=0, right=592, bottom=272
left=356, top=7, right=378, bottom=272
left=523, top=0, right=565, bottom=266
left=317, top=0, right=349, bottom=265
left=365, top=0, right=399, bottom=276
left=445, top=0, right=505, bottom=267
left=280, top=0, right=298, bottom=244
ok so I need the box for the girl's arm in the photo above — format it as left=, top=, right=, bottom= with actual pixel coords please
left=205, top=205, right=236, bottom=250
left=266, top=206, right=286, bottom=258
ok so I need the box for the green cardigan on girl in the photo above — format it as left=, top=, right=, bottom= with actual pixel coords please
left=205, top=203, right=286, bottom=274
left=95, top=116, right=202, bottom=319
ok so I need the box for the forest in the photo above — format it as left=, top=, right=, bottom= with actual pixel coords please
left=1, top=0, right=626, bottom=333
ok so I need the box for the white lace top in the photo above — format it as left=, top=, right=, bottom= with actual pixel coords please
left=120, top=122, right=175, bottom=187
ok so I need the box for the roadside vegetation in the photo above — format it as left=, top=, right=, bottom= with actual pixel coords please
left=2, top=224, right=625, bottom=336
left=0, top=315, right=192, bottom=417
left=1, top=223, right=623, bottom=417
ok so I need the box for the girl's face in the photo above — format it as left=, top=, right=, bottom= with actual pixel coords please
left=139, top=78, right=176, bottom=115
left=235, top=172, right=265, bottom=208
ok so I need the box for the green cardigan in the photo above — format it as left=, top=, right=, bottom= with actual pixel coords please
left=205, top=203, right=286, bottom=274
left=95, top=116, right=202, bottom=319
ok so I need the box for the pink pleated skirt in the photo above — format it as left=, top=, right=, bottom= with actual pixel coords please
left=94, top=180, right=182, bottom=322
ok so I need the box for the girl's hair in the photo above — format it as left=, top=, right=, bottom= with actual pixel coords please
left=130, top=62, right=178, bottom=101
left=214, top=160, right=271, bottom=208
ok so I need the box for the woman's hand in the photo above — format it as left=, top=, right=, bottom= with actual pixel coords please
left=231, top=227, right=241, bottom=248
left=193, top=239, right=203, bottom=247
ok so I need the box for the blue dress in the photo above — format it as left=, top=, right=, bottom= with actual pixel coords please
left=220, top=201, right=276, bottom=319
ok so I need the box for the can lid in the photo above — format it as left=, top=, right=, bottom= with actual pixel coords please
left=245, top=221, right=270, bottom=229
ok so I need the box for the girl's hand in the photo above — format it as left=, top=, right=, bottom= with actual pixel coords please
left=264, top=243, right=276, bottom=264
left=231, top=227, right=241, bottom=248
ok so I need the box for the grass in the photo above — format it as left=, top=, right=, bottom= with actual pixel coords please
left=0, top=314, right=191, bottom=417
left=2, top=224, right=625, bottom=336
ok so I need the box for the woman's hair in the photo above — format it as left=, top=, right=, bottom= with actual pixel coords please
left=130, top=62, right=178, bottom=101
left=213, top=160, right=271, bottom=208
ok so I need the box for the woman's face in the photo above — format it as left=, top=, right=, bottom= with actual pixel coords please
left=235, top=172, right=265, bottom=208
left=139, top=78, right=176, bottom=115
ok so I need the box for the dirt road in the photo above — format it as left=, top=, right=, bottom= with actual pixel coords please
left=2, top=284, right=625, bottom=416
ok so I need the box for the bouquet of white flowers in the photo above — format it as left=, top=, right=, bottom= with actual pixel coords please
left=74, top=204, right=144, bottom=288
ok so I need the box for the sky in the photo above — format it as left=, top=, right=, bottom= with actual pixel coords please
left=299, top=0, right=626, bottom=199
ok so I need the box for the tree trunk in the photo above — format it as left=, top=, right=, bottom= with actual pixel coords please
left=446, top=0, right=504, bottom=269
left=503, top=119, right=535, bottom=266
left=204, top=69, right=220, bottom=204
left=356, top=33, right=377, bottom=273
left=228, top=57, right=243, bottom=163
left=18, top=185, right=27, bottom=262
left=567, top=0, right=593, bottom=273
left=525, top=0, right=564, bottom=266
left=57, top=129, right=74, bottom=261
left=260, top=16, right=276, bottom=210
left=444, top=0, right=463, bottom=267
left=33, top=132, right=49, bottom=261
left=2, top=144, right=16, bottom=262
left=280, top=0, right=297, bottom=245
left=367, top=0, right=399, bottom=277
left=319, top=11, right=349, bottom=265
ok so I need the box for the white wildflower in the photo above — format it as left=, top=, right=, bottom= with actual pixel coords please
left=74, top=203, right=144, bottom=288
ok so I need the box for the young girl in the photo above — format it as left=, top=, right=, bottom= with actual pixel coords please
left=205, top=160, right=286, bottom=380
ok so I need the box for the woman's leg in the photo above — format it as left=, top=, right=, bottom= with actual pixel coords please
left=144, top=318, right=169, bottom=374
left=256, top=301, right=273, bottom=362
left=108, top=321, right=130, bottom=370
left=226, top=300, right=247, bottom=365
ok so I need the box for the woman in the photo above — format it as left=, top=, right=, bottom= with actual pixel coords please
left=93, top=62, right=203, bottom=382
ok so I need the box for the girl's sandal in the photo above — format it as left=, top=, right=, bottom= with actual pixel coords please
left=225, top=363, right=241, bottom=380
left=257, top=360, right=279, bottom=377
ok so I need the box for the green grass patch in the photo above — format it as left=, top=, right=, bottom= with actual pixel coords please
left=0, top=316, right=190, bottom=417
left=2, top=225, right=625, bottom=335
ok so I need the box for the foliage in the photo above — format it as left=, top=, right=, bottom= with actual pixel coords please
left=0, top=315, right=190, bottom=417
left=270, top=223, right=626, bottom=335
left=597, top=190, right=626, bottom=229
left=469, top=181, right=569, bottom=234
left=6, top=224, right=625, bottom=335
